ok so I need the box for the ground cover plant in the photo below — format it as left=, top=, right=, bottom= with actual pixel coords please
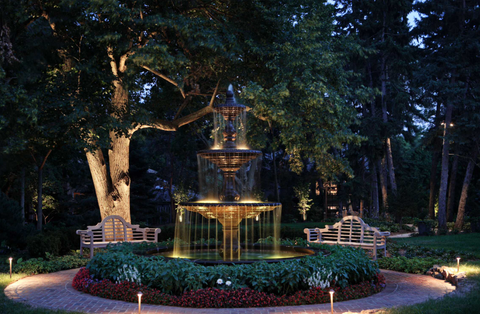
left=378, top=238, right=478, bottom=274
left=72, top=268, right=385, bottom=308
left=391, top=234, right=480, bottom=258
left=71, top=242, right=384, bottom=307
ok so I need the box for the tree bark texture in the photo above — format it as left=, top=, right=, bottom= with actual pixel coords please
left=428, top=145, right=441, bottom=219
left=446, top=153, right=459, bottom=222
left=454, top=149, right=478, bottom=230
left=378, top=158, right=388, bottom=210
left=20, top=167, right=25, bottom=224
left=37, top=166, right=43, bottom=231
left=385, top=138, right=397, bottom=195
left=371, top=160, right=379, bottom=218
left=438, top=101, right=453, bottom=229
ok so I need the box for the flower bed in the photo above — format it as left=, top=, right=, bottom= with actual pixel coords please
left=73, top=267, right=386, bottom=308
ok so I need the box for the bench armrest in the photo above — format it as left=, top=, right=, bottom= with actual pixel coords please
left=144, top=227, right=161, bottom=242
left=304, top=228, right=322, bottom=243
left=376, top=231, right=390, bottom=237
left=76, top=229, right=94, bottom=240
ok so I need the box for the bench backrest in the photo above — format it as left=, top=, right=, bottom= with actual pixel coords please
left=320, top=216, right=386, bottom=245
left=86, top=215, right=145, bottom=242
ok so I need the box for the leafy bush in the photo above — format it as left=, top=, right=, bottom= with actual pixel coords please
left=86, top=242, right=379, bottom=296
left=26, top=226, right=79, bottom=257
left=12, top=253, right=88, bottom=274
left=386, top=242, right=476, bottom=260
left=73, top=267, right=386, bottom=307
left=363, top=218, right=401, bottom=233
left=0, top=192, right=36, bottom=249
left=377, top=256, right=443, bottom=274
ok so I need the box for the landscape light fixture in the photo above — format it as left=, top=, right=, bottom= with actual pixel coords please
left=9, top=257, right=13, bottom=278
left=457, top=257, right=461, bottom=273
left=137, top=291, right=143, bottom=313
left=329, top=289, right=335, bottom=314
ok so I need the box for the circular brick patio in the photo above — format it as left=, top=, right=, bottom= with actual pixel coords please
left=5, top=268, right=455, bottom=314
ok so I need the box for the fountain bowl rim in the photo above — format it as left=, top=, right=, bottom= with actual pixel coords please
left=197, top=149, right=262, bottom=155
left=143, top=244, right=328, bottom=266
left=180, top=201, right=281, bottom=207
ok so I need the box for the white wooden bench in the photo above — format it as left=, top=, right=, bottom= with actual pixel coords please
left=76, top=215, right=161, bottom=258
left=304, top=216, right=390, bottom=260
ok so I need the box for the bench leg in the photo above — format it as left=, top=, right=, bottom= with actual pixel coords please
left=80, top=244, right=83, bottom=256
left=90, top=244, right=94, bottom=259
left=373, top=245, right=377, bottom=260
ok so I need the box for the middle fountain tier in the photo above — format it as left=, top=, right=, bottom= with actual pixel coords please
left=182, top=88, right=281, bottom=261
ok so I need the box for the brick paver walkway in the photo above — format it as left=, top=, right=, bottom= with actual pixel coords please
left=5, top=269, right=455, bottom=314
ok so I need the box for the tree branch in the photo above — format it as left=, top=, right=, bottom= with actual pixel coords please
left=141, top=65, right=186, bottom=98
left=107, top=46, right=118, bottom=77
left=131, top=80, right=220, bottom=134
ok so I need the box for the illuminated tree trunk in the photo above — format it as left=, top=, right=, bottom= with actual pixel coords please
left=454, top=149, right=477, bottom=230
left=446, top=153, right=459, bottom=222
left=438, top=100, right=453, bottom=230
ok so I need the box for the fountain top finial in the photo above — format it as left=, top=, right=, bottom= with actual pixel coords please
left=215, top=85, right=245, bottom=113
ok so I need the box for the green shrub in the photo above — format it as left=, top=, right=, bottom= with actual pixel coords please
left=26, top=226, right=79, bottom=257
left=377, top=256, right=443, bottom=274
left=86, top=242, right=379, bottom=296
left=386, top=242, right=476, bottom=260
left=363, top=218, right=401, bottom=233
left=0, top=192, right=36, bottom=249
left=12, top=253, right=88, bottom=274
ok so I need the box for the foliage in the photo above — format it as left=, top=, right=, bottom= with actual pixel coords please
left=26, top=227, right=79, bottom=258
left=86, top=242, right=378, bottom=296
left=73, top=267, right=385, bottom=307
left=391, top=234, right=480, bottom=259
left=0, top=192, right=36, bottom=249
left=12, top=253, right=88, bottom=275
left=387, top=242, right=477, bottom=261
left=294, top=183, right=313, bottom=219
left=363, top=218, right=401, bottom=233
left=377, top=256, right=444, bottom=274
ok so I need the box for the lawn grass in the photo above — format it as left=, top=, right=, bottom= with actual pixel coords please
left=391, top=233, right=480, bottom=258
left=0, top=273, right=84, bottom=314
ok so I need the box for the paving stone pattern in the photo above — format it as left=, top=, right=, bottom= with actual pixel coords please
left=5, top=269, right=455, bottom=314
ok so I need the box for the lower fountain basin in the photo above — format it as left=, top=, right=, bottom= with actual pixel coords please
left=146, top=244, right=328, bottom=266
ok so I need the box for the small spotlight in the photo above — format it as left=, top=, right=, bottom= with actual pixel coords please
left=137, top=291, right=143, bottom=313
left=255, top=215, right=259, bottom=221
left=329, top=289, right=334, bottom=314
left=9, top=257, right=13, bottom=279
left=179, top=215, right=183, bottom=222
left=457, top=257, right=461, bottom=273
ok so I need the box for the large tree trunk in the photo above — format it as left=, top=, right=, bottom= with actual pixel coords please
left=20, top=167, right=25, bottom=224
left=428, top=102, right=443, bottom=219
left=37, top=166, right=43, bottom=231
left=454, top=149, right=478, bottom=230
left=273, top=152, right=280, bottom=202
left=379, top=8, right=397, bottom=197
left=377, top=158, right=388, bottom=211
left=371, top=160, right=379, bottom=218
left=85, top=80, right=132, bottom=222
left=446, top=153, right=459, bottom=222
left=385, top=138, right=397, bottom=195
left=438, top=101, right=454, bottom=229
left=428, top=144, right=441, bottom=219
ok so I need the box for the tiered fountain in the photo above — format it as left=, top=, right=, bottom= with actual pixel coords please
left=154, top=87, right=315, bottom=263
